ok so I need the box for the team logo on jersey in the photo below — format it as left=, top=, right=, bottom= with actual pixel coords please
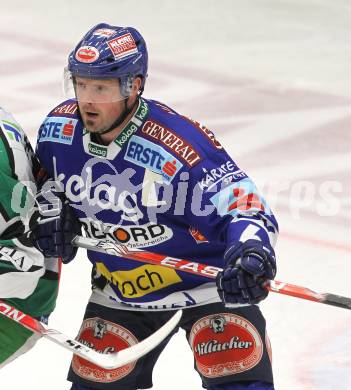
left=75, top=46, right=100, bottom=63
left=141, top=120, right=201, bottom=167
left=72, top=318, right=138, bottom=383
left=1, top=120, right=22, bottom=143
left=189, top=227, right=209, bottom=244
left=38, top=117, right=77, bottom=145
left=107, top=33, right=138, bottom=60
left=189, top=313, right=263, bottom=378
left=210, top=178, right=271, bottom=218
left=125, top=136, right=183, bottom=182
left=95, top=263, right=182, bottom=298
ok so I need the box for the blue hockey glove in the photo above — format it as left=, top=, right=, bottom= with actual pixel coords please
left=32, top=189, right=81, bottom=263
left=216, top=239, right=276, bottom=305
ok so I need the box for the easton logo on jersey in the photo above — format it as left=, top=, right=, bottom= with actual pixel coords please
left=38, top=117, right=77, bottom=145
left=125, top=135, right=183, bottom=182
left=95, top=263, right=182, bottom=298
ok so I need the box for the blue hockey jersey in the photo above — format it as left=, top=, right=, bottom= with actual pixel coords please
left=36, top=98, right=278, bottom=310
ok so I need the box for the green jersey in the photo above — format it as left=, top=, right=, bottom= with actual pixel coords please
left=0, top=107, right=60, bottom=367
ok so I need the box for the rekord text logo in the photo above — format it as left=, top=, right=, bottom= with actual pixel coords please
left=81, top=218, right=173, bottom=249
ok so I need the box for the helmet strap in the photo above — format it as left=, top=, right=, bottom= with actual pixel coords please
left=96, top=95, right=139, bottom=136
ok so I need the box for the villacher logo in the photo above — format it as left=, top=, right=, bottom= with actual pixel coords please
left=189, top=313, right=263, bottom=378
left=194, top=335, right=253, bottom=356
left=72, top=317, right=138, bottom=383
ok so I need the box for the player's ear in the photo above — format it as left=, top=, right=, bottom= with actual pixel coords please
left=132, top=77, right=142, bottom=95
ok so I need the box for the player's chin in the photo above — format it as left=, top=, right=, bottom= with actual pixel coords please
left=84, top=121, right=100, bottom=133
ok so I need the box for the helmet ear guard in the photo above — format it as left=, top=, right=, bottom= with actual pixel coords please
left=119, top=75, right=134, bottom=99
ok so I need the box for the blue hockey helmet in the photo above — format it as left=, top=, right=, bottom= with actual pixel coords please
left=64, top=23, right=148, bottom=101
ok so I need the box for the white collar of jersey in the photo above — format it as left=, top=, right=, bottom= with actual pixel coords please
left=82, top=98, right=149, bottom=160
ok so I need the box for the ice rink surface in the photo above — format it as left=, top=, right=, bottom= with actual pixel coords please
left=1, top=1, right=351, bottom=389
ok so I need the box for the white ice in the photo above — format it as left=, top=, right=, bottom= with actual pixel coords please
left=0, top=1, right=351, bottom=389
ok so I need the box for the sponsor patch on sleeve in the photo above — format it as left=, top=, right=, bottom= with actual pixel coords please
left=38, top=117, right=77, bottom=145
left=210, top=178, right=271, bottom=218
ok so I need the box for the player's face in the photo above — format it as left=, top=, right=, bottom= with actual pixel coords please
left=75, top=77, right=126, bottom=133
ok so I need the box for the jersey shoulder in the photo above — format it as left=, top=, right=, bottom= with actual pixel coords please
left=142, top=99, right=225, bottom=169
left=47, top=99, right=79, bottom=118
left=0, top=106, right=28, bottom=152
left=0, top=107, right=34, bottom=177
left=37, top=99, right=81, bottom=147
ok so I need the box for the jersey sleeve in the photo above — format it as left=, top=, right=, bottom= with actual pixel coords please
left=0, top=109, right=45, bottom=299
left=184, top=146, right=278, bottom=257
left=0, top=118, right=37, bottom=243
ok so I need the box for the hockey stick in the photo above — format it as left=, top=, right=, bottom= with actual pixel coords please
left=72, top=235, right=351, bottom=311
left=0, top=299, right=182, bottom=369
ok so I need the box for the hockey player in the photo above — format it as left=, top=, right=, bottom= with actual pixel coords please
left=0, top=107, right=61, bottom=367
left=35, top=23, right=279, bottom=390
